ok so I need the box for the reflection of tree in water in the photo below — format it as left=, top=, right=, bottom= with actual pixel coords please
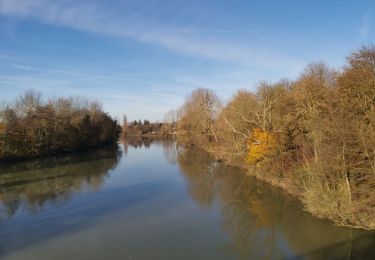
left=215, top=170, right=281, bottom=259
left=0, top=145, right=122, bottom=221
left=162, top=140, right=178, bottom=165
left=177, top=147, right=217, bottom=209
left=120, top=136, right=178, bottom=165
left=176, top=147, right=372, bottom=259
left=120, top=136, right=154, bottom=153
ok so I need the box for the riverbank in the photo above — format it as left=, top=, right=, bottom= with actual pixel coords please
left=201, top=144, right=301, bottom=195
left=0, top=142, right=119, bottom=165
left=0, top=91, right=120, bottom=162
left=195, top=143, right=375, bottom=230
left=169, top=47, right=375, bottom=231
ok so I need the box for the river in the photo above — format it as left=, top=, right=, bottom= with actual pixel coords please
left=0, top=139, right=374, bottom=259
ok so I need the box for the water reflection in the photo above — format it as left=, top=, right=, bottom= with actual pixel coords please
left=177, top=147, right=216, bottom=209
left=121, top=136, right=154, bottom=151
left=120, top=136, right=178, bottom=165
left=175, top=147, right=375, bottom=259
left=0, top=140, right=373, bottom=259
left=0, top=145, right=122, bottom=221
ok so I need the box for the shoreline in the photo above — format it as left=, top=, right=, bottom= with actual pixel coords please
left=197, top=143, right=374, bottom=231
left=2, top=135, right=373, bottom=231
left=0, top=141, right=119, bottom=164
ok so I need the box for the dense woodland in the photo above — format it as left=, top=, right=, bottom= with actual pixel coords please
left=168, top=46, right=375, bottom=229
left=0, top=91, right=120, bottom=161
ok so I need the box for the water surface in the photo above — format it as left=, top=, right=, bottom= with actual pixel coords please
left=0, top=140, right=374, bottom=259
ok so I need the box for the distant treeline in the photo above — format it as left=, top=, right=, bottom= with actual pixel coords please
left=167, top=46, right=375, bottom=229
left=0, top=91, right=120, bottom=161
left=122, top=117, right=174, bottom=137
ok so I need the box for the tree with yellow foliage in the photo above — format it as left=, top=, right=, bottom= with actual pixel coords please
left=246, top=128, right=276, bottom=165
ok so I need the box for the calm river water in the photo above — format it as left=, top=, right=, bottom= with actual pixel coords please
left=0, top=139, right=374, bottom=259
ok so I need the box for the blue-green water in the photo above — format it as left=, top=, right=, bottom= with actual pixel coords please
left=0, top=139, right=374, bottom=259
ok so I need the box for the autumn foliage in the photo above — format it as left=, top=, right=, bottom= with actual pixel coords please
left=246, top=128, right=276, bottom=165
left=172, top=46, right=375, bottom=229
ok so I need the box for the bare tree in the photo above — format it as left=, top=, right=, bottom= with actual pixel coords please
left=178, top=88, right=221, bottom=145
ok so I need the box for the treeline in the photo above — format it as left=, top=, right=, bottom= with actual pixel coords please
left=0, top=91, right=120, bottom=161
left=122, top=117, right=173, bottom=137
left=168, top=46, right=375, bottom=229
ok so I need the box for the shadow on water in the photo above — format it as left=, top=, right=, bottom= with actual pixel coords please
left=289, top=232, right=375, bottom=259
left=174, top=146, right=375, bottom=259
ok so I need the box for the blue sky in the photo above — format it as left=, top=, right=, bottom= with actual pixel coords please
left=0, top=0, right=374, bottom=121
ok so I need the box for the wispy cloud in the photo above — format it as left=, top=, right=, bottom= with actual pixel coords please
left=360, top=13, right=370, bottom=37
left=163, top=28, right=258, bottom=34
left=0, top=0, right=303, bottom=75
left=0, top=72, right=183, bottom=119
left=0, top=0, right=310, bottom=120
left=0, top=58, right=186, bottom=120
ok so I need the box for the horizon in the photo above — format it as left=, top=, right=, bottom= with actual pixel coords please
left=1, top=0, right=374, bottom=121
